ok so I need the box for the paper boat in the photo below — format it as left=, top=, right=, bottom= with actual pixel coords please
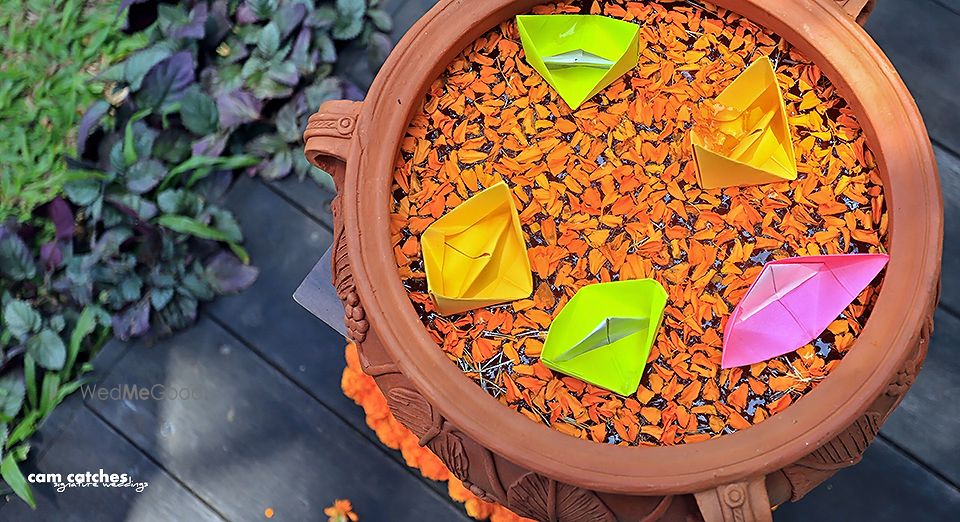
left=691, top=58, right=798, bottom=189
left=722, top=254, right=890, bottom=368
left=541, top=279, right=667, bottom=395
left=422, top=182, right=532, bottom=315
left=517, top=15, right=641, bottom=110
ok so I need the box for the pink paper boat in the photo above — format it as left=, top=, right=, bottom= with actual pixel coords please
left=722, top=253, right=890, bottom=368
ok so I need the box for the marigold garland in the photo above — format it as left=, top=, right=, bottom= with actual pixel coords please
left=342, top=343, right=533, bottom=522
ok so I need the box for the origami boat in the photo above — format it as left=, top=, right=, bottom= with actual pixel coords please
left=421, top=182, right=532, bottom=315
left=722, top=253, right=890, bottom=368
left=691, top=57, right=798, bottom=189
left=516, top=14, right=641, bottom=110
left=541, top=279, right=667, bottom=395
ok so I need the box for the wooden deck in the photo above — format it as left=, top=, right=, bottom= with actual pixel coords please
left=2, top=0, right=958, bottom=520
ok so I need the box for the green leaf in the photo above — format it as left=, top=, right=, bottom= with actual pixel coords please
left=156, top=215, right=232, bottom=242
left=367, top=9, right=393, bottom=32
left=150, top=287, right=175, bottom=310
left=333, top=0, right=366, bottom=40
left=64, top=307, right=97, bottom=381
left=161, top=155, right=261, bottom=190
left=6, top=415, right=38, bottom=450
left=27, top=329, right=67, bottom=371
left=3, top=300, right=41, bottom=340
left=305, top=6, right=338, bottom=29
left=257, top=22, right=281, bottom=56
left=332, top=16, right=364, bottom=40
left=125, top=159, right=167, bottom=194
left=123, top=109, right=152, bottom=167
left=0, top=375, right=25, bottom=421
left=208, top=207, right=243, bottom=242
left=336, top=0, right=366, bottom=19
left=1, top=452, right=36, bottom=509
left=180, top=89, right=219, bottom=135
left=229, top=243, right=251, bottom=265
left=157, top=189, right=203, bottom=216
left=63, top=177, right=102, bottom=206
left=0, top=231, right=37, bottom=281
left=124, top=44, right=174, bottom=90
left=39, top=373, right=61, bottom=419
left=306, top=78, right=343, bottom=109
left=249, top=0, right=277, bottom=19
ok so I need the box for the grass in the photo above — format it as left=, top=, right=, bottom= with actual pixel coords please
left=0, top=0, right=147, bottom=221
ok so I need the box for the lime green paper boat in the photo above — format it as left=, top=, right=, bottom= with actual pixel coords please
left=540, top=279, right=667, bottom=396
left=516, top=15, right=641, bottom=110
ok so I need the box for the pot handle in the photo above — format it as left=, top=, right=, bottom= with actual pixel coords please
left=303, top=100, right=362, bottom=192
left=694, top=477, right=773, bottom=522
left=831, top=0, right=877, bottom=25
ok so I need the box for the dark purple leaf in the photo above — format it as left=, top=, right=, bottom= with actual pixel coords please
left=205, top=0, right=232, bottom=45
left=0, top=226, right=37, bottom=280
left=256, top=151, right=293, bottom=180
left=216, top=89, right=261, bottom=128
left=205, top=251, right=259, bottom=293
left=40, top=242, right=63, bottom=271
left=367, top=32, right=393, bottom=73
left=195, top=171, right=234, bottom=201
left=291, top=28, right=312, bottom=72
left=235, top=3, right=259, bottom=24
left=48, top=197, right=75, bottom=240
left=275, top=2, right=307, bottom=39
left=138, top=51, right=196, bottom=109
left=107, top=194, right=158, bottom=221
left=192, top=133, right=229, bottom=157
left=77, top=100, right=110, bottom=157
left=171, top=3, right=208, bottom=39
left=342, top=79, right=366, bottom=102
left=111, top=299, right=151, bottom=340
left=276, top=92, right=307, bottom=142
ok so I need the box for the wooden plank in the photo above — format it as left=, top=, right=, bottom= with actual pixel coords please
left=933, top=145, right=960, bottom=313
left=210, top=177, right=455, bottom=501
left=207, top=177, right=362, bottom=425
left=880, top=308, right=960, bottom=486
left=293, top=249, right=349, bottom=338
left=776, top=439, right=960, bottom=521
left=386, top=0, right=439, bottom=43
left=865, top=0, right=960, bottom=153
left=268, top=175, right=336, bottom=230
left=0, top=407, right=225, bottom=522
left=84, top=317, right=470, bottom=522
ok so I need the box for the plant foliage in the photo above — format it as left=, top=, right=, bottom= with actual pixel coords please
left=0, top=0, right=149, bottom=221
left=83, top=0, right=391, bottom=191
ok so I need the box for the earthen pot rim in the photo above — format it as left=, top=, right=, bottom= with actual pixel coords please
left=341, top=0, right=942, bottom=495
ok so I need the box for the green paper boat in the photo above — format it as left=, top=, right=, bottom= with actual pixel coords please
left=541, top=279, right=667, bottom=396
left=516, top=14, right=641, bottom=109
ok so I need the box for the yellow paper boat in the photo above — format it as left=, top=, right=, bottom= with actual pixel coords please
left=517, top=15, right=641, bottom=110
left=690, top=58, right=798, bottom=189
left=422, top=182, right=533, bottom=315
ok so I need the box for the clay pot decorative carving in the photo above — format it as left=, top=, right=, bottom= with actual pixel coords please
left=781, top=411, right=882, bottom=500
left=887, top=315, right=933, bottom=397
left=507, top=472, right=616, bottom=522
left=331, top=216, right=369, bottom=344
left=385, top=387, right=441, bottom=444
left=428, top=426, right=470, bottom=482
left=302, top=1, right=942, bottom=520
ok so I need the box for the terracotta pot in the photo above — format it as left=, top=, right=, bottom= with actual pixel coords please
left=302, top=0, right=942, bottom=520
